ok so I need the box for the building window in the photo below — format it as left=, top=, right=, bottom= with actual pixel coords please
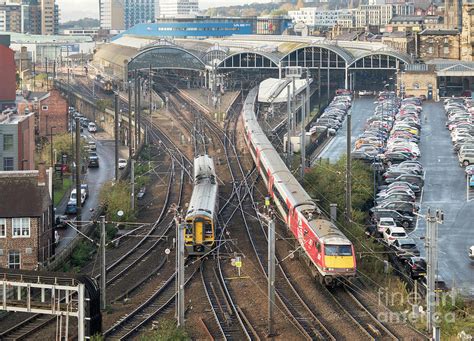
left=3, top=157, right=14, bottom=171
left=0, top=218, right=5, bottom=237
left=8, top=250, right=20, bottom=269
left=427, top=46, right=433, bottom=54
left=42, top=105, right=48, bottom=110
left=443, top=46, right=449, bottom=55
left=12, top=217, right=30, bottom=237
left=3, top=134, right=13, bottom=151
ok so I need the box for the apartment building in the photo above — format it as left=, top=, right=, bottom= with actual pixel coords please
left=0, top=2, right=22, bottom=32
left=40, top=0, right=57, bottom=35
left=289, top=7, right=353, bottom=28
left=158, top=0, right=199, bottom=18
left=124, top=0, right=156, bottom=29
left=0, top=112, right=35, bottom=171
left=100, top=0, right=125, bottom=30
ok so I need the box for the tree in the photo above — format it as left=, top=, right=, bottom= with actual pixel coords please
left=99, top=180, right=134, bottom=222
left=40, top=133, right=87, bottom=166
left=304, top=155, right=374, bottom=224
left=96, top=99, right=113, bottom=113
left=139, top=319, right=188, bottom=341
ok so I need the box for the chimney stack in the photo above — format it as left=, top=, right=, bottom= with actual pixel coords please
left=38, top=162, right=46, bottom=186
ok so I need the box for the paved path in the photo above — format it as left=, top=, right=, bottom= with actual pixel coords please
left=413, top=101, right=474, bottom=296
left=316, top=97, right=376, bottom=162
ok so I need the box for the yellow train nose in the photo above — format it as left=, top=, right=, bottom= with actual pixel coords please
left=324, top=256, right=355, bottom=269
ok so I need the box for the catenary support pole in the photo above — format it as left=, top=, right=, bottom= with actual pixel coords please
left=114, top=93, right=119, bottom=181
left=100, top=216, right=106, bottom=310
left=346, top=110, right=352, bottom=223
left=137, top=76, right=141, bottom=145
left=75, top=117, right=81, bottom=225
left=286, top=84, right=291, bottom=166
left=128, top=82, right=133, bottom=159
left=177, top=219, right=185, bottom=326
left=149, top=64, right=153, bottom=117
left=268, top=217, right=275, bottom=336
left=131, top=159, right=135, bottom=211
left=300, top=93, right=306, bottom=181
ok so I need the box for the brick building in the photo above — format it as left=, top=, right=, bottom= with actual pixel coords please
left=0, top=166, right=54, bottom=270
left=0, top=111, right=35, bottom=171
left=0, top=35, right=16, bottom=110
left=398, top=64, right=438, bottom=100
left=418, top=29, right=460, bottom=61
left=37, top=89, right=68, bottom=139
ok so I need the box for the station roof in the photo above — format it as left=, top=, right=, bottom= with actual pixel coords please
left=5, top=31, right=93, bottom=44
left=95, top=33, right=411, bottom=74
left=258, top=78, right=311, bottom=103
left=426, top=59, right=474, bottom=77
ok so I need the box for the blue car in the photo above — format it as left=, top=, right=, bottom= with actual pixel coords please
left=470, top=175, right=474, bottom=188
left=65, top=201, right=77, bottom=215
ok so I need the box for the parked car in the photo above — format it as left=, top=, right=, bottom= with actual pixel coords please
left=65, top=201, right=77, bottom=215
left=88, top=122, right=97, bottom=133
left=377, top=217, right=397, bottom=234
left=70, top=188, right=86, bottom=205
left=372, top=209, right=415, bottom=229
left=55, top=214, right=68, bottom=228
left=88, top=155, right=99, bottom=168
left=383, top=226, right=408, bottom=245
left=81, top=184, right=89, bottom=198
left=405, top=257, right=427, bottom=279
left=87, top=141, right=97, bottom=152
left=459, top=151, right=474, bottom=166
left=118, top=158, right=128, bottom=169
left=391, top=238, right=420, bottom=260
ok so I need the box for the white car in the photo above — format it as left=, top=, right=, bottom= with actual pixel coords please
left=118, top=158, right=127, bottom=169
left=88, top=122, right=97, bottom=133
left=469, top=246, right=474, bottom=260
left=358, top=90, right=373, bottom=96
left=377, top=217, right=397, bottom=234
left=383, top=226, right=407, bottom=245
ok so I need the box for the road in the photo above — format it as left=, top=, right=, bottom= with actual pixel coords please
left=56, top=132, right=119, bottom=251
left=413, top=101, right=474, bottom=296
left=316, top=97, right=376, bottom=162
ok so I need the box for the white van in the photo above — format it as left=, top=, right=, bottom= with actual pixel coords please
left=88, top=122, right=97, bottom=133
left=70, top=188, right=87, bottom=205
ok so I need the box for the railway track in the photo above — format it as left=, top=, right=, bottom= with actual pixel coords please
left=324, top=284, right=398, bottom=341
left=0, top=105, right=187, bottom=340
left=181, top=90, right=335, bottom=340
left=103, top=261, right=200, bottom=340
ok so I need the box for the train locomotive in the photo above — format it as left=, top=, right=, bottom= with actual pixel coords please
left=242, top=87, right=356, bottom=285
left=184, top=155, right=219, bottom=255
left=93, top=75, right=114, bottom=94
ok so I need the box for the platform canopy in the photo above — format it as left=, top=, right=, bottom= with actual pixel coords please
left=258, top=78, right=312, bottom=103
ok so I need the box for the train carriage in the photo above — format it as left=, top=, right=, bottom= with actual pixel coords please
left=242, top=87, right=356, bottom=285
left=184, top=155, right=219, bottom=255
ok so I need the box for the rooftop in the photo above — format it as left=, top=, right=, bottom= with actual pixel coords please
left=0, top=170, right=51, bottom=218
left=5, top=31, right=93, bottom=44
left=419, top=28, right=459, bottom=35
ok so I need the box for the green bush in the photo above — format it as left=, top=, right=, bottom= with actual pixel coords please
left=139, top=319, right=189, bottom=341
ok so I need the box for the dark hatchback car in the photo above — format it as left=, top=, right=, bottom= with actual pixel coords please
left=391, top=238, right=420, bottom=260
left=405, top=257, right=426, bottom=279
left=371, top=209, right=415, bottom=229
left=88, top=155, right=99, bottom=168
